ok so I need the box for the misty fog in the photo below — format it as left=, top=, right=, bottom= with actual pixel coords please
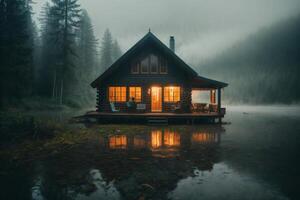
left=2, top=2, right=300, bottom=199
left=2, top=0, right=300, bottom=107
left=33, top=0, right=300, bottom=67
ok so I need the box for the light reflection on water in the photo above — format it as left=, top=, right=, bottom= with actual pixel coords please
left=2, top=107, right=300, bottom=200
left=74, top=169, right=121, bottom=200
left=31, top=176, right=44, bottom=200
left=29, top=127, right=224, bottom=200
left=28, top=125, right=288, bottom=200
left=74, top=127, right=224, bottom=199
left=107, top=129, right=219, bottom=150
left=104, top=129, right=220, bottom=158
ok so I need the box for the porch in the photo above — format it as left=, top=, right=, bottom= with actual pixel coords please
left=80, top=111, right=225, bottom=124
left=91, top=76, right=227, bottom=124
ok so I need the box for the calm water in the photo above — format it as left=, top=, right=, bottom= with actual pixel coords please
left=1, top=106, right=300, bottom=200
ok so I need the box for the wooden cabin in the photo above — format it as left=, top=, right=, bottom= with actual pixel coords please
left=90, top=32, right=228, bottom=124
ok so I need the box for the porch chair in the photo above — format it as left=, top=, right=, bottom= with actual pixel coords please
left=110, top=102, right=120, bottom=112
left=172, top=101, right=182, bottom=113
left=126, top=101, right=136, bottom=112
left=136, top=103, right=146, bottom=112
left=210, top=104, right=218, bottom=113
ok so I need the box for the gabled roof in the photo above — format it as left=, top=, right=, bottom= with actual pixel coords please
left=91, top=32, right=198, bottom=88
left=91, top=31, right=228, bottom=89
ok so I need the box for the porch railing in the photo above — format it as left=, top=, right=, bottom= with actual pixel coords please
left=191, top=103, right=219, bottom=113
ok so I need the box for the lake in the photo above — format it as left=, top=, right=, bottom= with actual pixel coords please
left=1, top=106, right=300, bottom=200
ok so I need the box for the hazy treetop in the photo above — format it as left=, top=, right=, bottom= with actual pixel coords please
left=33, top=0, right=300, bottom=64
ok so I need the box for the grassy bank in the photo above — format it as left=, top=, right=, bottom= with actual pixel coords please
left=0, top=110, right=150, bottom=163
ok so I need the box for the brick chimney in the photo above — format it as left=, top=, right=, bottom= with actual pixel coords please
left=169, top=36, right=175, bottom=52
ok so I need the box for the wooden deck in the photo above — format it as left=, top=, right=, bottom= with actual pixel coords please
left=78, top=111, right=224, bottom=124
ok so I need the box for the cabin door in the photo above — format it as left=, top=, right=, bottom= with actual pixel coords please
left=151, top=86, right=162, bottom=112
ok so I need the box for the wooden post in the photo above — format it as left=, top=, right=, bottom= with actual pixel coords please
left=96, top=88, right=100, bottom=111
left=217, top=88, right=221, bottom=123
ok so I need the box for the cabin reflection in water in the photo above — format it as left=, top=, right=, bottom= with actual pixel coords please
left=109, top=135, right=127, bottom=149
left=164, top=130, right=180, bottom=147
left=133, top=135, right=147, bottom=149
left=151, top=130, right=180, bottom=148
left=105, top=128, right=220, bottom=152
left=151, top=130, right=162, bottom=148
left=191, top=132, right=220, bottom=145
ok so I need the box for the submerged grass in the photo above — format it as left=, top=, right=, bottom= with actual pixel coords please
left=0, top=111, right=153, bottom=163
left=0, top=110, right=222, bottom=164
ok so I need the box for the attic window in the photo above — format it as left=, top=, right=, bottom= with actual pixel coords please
left=141, top=57, right=149, bottom=74
left=131, top=61, right=139, bottom=74
left=150, top=54, right=158, bottom=74
left=131, top=54, right=168, bottom=74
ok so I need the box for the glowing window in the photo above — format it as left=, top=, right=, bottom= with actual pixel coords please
left=129, top=87, right=142, bottom=102
left=164, top=86, right=180, bottom=102
left=109, top=87, right=126, bottom=102
left=210, top=90, right=216, bottom=104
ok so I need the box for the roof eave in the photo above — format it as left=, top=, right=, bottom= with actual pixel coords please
left=191, top=76, right=229, bottom=89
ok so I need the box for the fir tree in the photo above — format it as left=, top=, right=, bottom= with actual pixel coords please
left=0, top=0, right=34, bottom=107
left=78, top=10, right=98, bottom=77
left=75, top=9, right=98, bottom=105
left=112, top=39, right=122, bottom=62
left=38, top=2, right=61, bottom=97
left=100, top=29, right=113, bottom=71
left=40, top=0, right=81, bottom=104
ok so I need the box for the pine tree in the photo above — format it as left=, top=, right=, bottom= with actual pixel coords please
left=40, top=0, right=81, bottom=104
left=0, top=0, right=6, bottom=106
left=75, top=9, right=98, bottom=105
left=0, top=0, right=34, bottom=107
left=38, top=2, right=61, bottom=97
left=112, top=39, right=122, bottom=62
left=100, top=29, right=113, bottom=71
left=78, top=10, right=98, bottom=78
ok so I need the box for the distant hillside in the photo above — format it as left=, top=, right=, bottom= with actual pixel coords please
left=200, top=15, right=300, bottom=104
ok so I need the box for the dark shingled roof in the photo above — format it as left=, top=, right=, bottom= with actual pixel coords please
left=191, top=76, right=228, bottom=89
left=91, top=32, right=228, bottom=89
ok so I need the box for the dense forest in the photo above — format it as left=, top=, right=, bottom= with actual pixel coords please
left=0, top=0, right=122, bottom=110
left=1, top=0, right=299, bottom=108
left=199, top=14, right=300, bottom=104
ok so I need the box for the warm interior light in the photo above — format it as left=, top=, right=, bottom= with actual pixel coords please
left=151, top=130, right=162, bottom=148
left=192, top=133, right=215, bottom=143
left=109, top=135, right=127, bottom=149
left=164, top=86, right=180, bottom=102
left=164, top=130, right=180, bottom=146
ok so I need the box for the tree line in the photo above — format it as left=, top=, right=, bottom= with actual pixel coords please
left=0, top=0, right=122, bottom=109
left=199, top=14, right=300, bottom=104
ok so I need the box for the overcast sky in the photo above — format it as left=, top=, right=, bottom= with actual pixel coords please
left=33, top=0, right=300, bottom=65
